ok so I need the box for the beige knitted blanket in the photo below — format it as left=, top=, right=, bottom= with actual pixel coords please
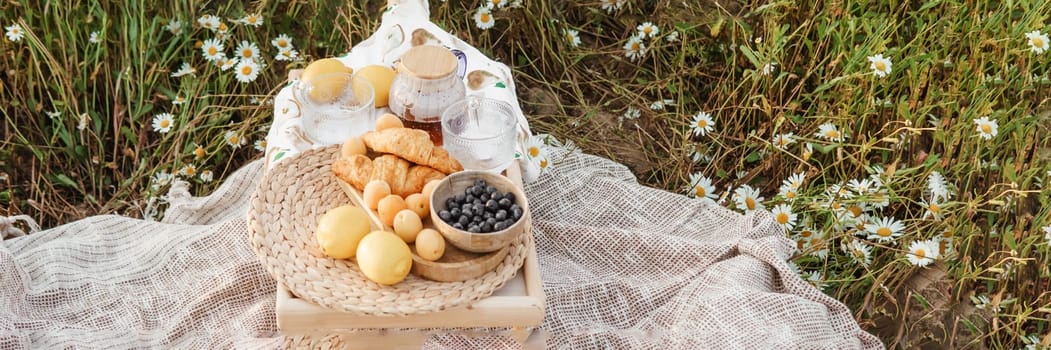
left=0, top=147, right=883, bottom=349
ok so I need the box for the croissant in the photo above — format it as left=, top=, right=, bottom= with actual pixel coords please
left=333, top=154, right=445, bottom=197
left=361, top=128, right=463, bottom=174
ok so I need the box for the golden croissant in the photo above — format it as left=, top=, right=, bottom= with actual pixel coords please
left=333, top=154, right=445, bottom=197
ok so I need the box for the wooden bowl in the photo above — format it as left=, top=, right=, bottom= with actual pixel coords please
left=429, top=171, right=529, bottom=253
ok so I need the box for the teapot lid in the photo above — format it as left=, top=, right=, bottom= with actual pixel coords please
left=399, top=45, right=458, bottom=79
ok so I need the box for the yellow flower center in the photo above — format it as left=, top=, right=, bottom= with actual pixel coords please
left=776, top=213, right=790, bottom=225
left=631, top=42, right=641, bottom=51
left=229, top=136, right=240, bottom=144
left=825, top=130, right=839, bottom=138
left=802, top=151, right=812, bottom=161
left=853, top=249, right=865, bottom=259
left=208, top=47, right=217, bottom=56
left=877, top=227, right=892, bottom=237
left=159, top=119, right=170, bottom=128
left=242, top=49, right=253, bottom=58
left=939, top=241, right=948, bottom=255
left=745, top=197, right=756, bottom=210
left=913, top=248, right=926, bottom=258
left=278, top=39, right=287, bottom=48
left=800, top=230, right=812, bottom=238
left=185, top=167, right=196, bottom=176
left=697, top=120, right=707, bottom=128
left=493, top=0, right=502, bottom=5
left=194, top=147, right=205, bottom=159
left=219, top=23, right=228, bottom=31
left=248, top=16, right=258, bottom=24
left=241, top=65, right=253, bottom=75
left=785, top=191, right=796, bottom=199
left=13, top=29, right=20, bottom=34
left=874, top=61, right=886, bottom=72
left=481, top=13, right=491, bottom=23
left=928, top=202, right=941, bottom=213
left=942, top=230, right=953, bottom=239
left=797, top=240, right=806, bottom=250
left=980, top=124, right=992, bottom=134
left=528, top=146, right=539, bottom=158
left=695, top=186, right=706, bottom=197
left=539, top=158, right=548, bottom=168
left=643, top=27, right=652, bottom=34
left=1034, top=37, right=1046, bottom=48
left=847, top=206, right=863, bottom=218
left=195, top=40, right=203, bottom=49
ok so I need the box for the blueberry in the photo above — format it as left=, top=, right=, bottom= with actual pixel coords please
left=457, top=215, right=470, bottom=226
left=480, top=193, right=490, bottom=202
left=503, top=192, right=515, bottom=203
left=473, top=185, right=485, bottom=196
left=486, top=199, right=499, bottom=212
left=468, top=225, right=481, bottom=233
left=438, top=210, right=452, bottom=222
left=493, top=222, right=507, bottom=231
left=465, top=194, right=477, bottom=203
left=481, top=222, right=493, bottom=232
left=474, top=179, right=486, bottom=188
left=503, top=219, right=516, bottom=228
left=486, top=185, right=498, bottom=194
left=484, top=211, right=494, bottom=219
left=462, top=207, right=473, bottom=217
left=473, top=199, right=483, bottom=207
left=511, top=206, right=523, bottom=220
left=450, top=207, right=461, bottom=218
left=461, top=203, right=471, bottom=211
left=455, top=193, right=466, bottom=203
left=498, top=198, right=512, bottom=209
left=490, top=192, right=502, bottom=202
left=472, top=215, right=484, bottom=223
left=486, top=217, right=497, bottom=226
left=495, top=209, right=507, bottom=220
left=453, top=222, right=464, bottom=230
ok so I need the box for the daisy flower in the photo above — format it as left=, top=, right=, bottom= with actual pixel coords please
left=197, top=15, right=220, bottom=32
left=623, top=107, right=641, bottom=120
left=234, top=59, right=260, bottom=83
left=1025, top=30, right=1048, bottom=54
left=772, top=133, right=795, bottom=149
left=193, top=144, right=206, bottom=160
left=778, top=183, right=799, bottom=201
left=801, top=142, right=814, bottom=161
left=89, top=31, right=102, bottom=43
left=488, top=0, right=507, bottom=8
left=564, top=29, right=581, bottom=47
left=848, top=178, right=876, bottom=195
left=906, top=239, right=939, bottom=267
left=809, top=238, right=830, bottom=259
left=218, top=57, right=239, bottom=71
left=688, top=173, right=718, bottom=201
left=152, top=113, right=174, bottom=133
left=225, top=130, right=245, bottom=148
left=599, top=0, right=626, bottom=13
left=865, top=216, right=906, bottom=243
left=664, top=30, right=680, bottom=42
left=623, top=34, right=647, bottom=61
left=973, top=116, right=998, bottom=140
left=199, top=170, right=214, bottom=183
left=927, top=171, right=950, bottom=200
left=201, top=38, right=225, bottom=61
left=172, top=95, right=186, bottom=105
left=524, top=134, right=544, bottom=160
left=271, top=34, right=293, bottom=50
left=254, top=139, right=267, bottom=152
left=275, top=48, right=299, bottom=61
left=761, top=62, right=777, bottom=75
left=474, top=6, right=495, bottom=30
left=867, top=54, right=892, bottom=78
left=803, top=271, right=828, bottom=290
left=733, top=184, right=765, bottom=212
left=46, top=110, right=61, bottom=119
left=972, top=294, right=996, bottom=312
left=77, top=113, right=90, bottom=130
left=153, top=170, right=174, bottom=186
left=178, top=164, right=198, bottom=178
left=785, top=172, right=806, bottom=190
left=5, top=23, right=24, bottom=42
left=533, top=153, right=551, bottom=172
left=636, top=22, right=659, bottom=38
left=771, top=204, right=797, bottom=231
left=921, top=197, right=944, bottom=221
left=235, top=41, right=260, bottom=61
left=649, top=99, right=673, bottom=111
left=815, top=122, right=846, bottom=142
left=238, top=14, right=264, bottom=27
left=690, top=111, right=714, bottom=137
left=165, top=19, right=182, bottom=35
left=843, top=240, right=872, bottom=266
left=171, top=62, right=195, bottom=77
left=690, top=148, right=711, bottom=164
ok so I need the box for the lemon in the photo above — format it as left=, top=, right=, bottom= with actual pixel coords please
left=356, top=231, right=413, bottom=285
left=301, top=58, right=354, bottom=103
left=315, top=205, right=372, bottom=259
left=353, top=65, right=396, bottom=107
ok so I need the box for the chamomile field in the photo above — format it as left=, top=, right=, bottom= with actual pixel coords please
left=3, top=0, right=1051, bottom=348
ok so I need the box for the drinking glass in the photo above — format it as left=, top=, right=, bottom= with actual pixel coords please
left=294, top=73, right=375, bottom=145
left=441, top=97, right=517, bottom=173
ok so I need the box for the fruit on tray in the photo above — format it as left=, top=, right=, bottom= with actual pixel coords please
left=393, top=209, right=423, bottom=243
left=375, top=113, right=404, bottom=131
left=404, top=193, right=429, bottom=219
left=377, top=194, right=408, bottom=227
left=354, top=65, right=397, bottom=107
left=355, top=231, right=413, bottom=285
left=437, top=179, right=523, bottom=233
left=301, top=58, right=354, bottom=103
left=414, top=228, right=445, bottom=261
left=316, top=205, right=372, bottom=259
left=362, top=180, right=392, bottom=210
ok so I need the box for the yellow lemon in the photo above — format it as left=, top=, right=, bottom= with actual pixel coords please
left=316, top=205, right=372, bottom=259
left=354, top=65, right=396, bottom=107
left=356, top=231, right=413, bottom=285
left=301, top=58, right=354, bottom=103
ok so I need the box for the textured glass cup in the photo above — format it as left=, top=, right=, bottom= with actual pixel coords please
left=294, top=73, right=375, bottom=145
left=441, top=97, right=517, bottom=173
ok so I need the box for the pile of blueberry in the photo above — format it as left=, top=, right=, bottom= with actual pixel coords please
left=437, top=179, right=524, bottom=234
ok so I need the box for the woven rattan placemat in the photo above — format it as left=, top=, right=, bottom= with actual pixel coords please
left=248, top=145, right=530, bottom=316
